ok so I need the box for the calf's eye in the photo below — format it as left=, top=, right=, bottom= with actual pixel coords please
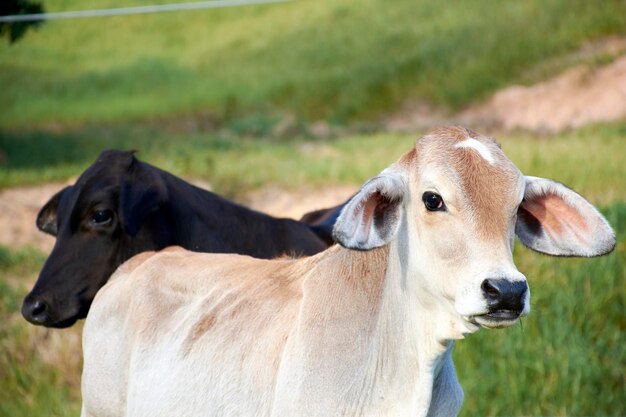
left=422, top=192, right=445, bottom=212
left=91, top=210, right=113, bottom=225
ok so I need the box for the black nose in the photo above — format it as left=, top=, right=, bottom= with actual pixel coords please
left=481, top=278, right=528, bottom=312
left=21, top=297, right=51, bottom=325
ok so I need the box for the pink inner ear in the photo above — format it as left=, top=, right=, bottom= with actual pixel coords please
left=522, top=193, right=589, bottom=240
left=358, top=191, right=385, bottom=239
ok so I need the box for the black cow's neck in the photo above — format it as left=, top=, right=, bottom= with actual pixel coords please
left=155, top=171, right=324, bottom=258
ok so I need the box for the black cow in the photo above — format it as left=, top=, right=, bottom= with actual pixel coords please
left=22, top=150, right=331, bottom=328
left=299, top=203, right=346, bottom=246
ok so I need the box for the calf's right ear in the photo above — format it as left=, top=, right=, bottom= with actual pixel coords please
left=332, top=172, right=406, bottom=250
left=36, top=186, right=71, bottom=236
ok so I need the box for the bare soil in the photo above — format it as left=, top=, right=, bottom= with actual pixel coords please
left=245, top=185, right=355, bottom=220
left=388, top=38, right=626, bottom=133
left=459, top=54, right=626, bottom=132
left=0, top=182, right=67, bottom=253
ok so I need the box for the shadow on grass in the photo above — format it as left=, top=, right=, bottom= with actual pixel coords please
left=0, top=126, right=154, bottom=170
left=0, top=124, right=247, bottom=189
left=0, top=119, right=284, bottom=169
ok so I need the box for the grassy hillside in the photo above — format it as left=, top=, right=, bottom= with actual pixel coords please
left=1, top=128, right=625, bottom=416
left=1, top=0, right=626, bottom=128
left=2, top=121, right=626, bottom=200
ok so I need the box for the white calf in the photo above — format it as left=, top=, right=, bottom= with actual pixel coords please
left=81, top=127, right=615, bottom=417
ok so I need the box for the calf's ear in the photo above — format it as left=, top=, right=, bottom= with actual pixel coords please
left=333, top=172, right=406, bottom=250
left=515, top=176, right=616, bottom=257
left=36, top=186, right=71, bottom=236
left=119, top=161, right=168, bottom=236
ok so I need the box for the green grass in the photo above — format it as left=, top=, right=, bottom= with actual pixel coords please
left=0, top=246, right=81, bottom=417
left=1, top=126, right=625, bottom=416
left=2, top=122, right=626, bottom=202
left=1, top=0, right=625, bottom=128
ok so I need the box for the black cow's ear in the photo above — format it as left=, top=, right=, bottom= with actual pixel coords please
left=37, top=186, right=72, bottom=236
left=119, top=161, right=168, bottom=237
left=300, top=202, right=348, bottom=246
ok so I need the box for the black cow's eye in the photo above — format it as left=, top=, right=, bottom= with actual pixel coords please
left=422, top=192, right=445, bottom=212
left=91, top=210, right=113, bottom=225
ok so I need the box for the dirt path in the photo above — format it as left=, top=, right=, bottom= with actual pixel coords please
left=245, top=185, right=355, bottom=220
left=459, top=54, right=626, bottom=132
left=0, top=183, right=67, bottom=252
left=387, top=40, right=626, bottom=133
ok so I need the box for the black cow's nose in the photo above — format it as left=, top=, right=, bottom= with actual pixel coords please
left=21, top=297, right=51, bottom=325
left=481, top=278, right=528, bottom=312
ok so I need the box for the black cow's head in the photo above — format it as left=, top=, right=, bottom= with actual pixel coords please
left=22, top=150, right=170, bottom=328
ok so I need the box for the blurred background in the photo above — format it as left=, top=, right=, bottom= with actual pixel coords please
left=1, top=0, right=625, bottom=416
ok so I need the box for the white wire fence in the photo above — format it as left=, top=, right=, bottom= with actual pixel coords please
left=0, top=0, right=294, bottom=23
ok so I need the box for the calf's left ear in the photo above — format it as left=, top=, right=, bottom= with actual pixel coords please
left=333, top=171, right=406, bottom=250
left=516, top=176, right=616, bottom=257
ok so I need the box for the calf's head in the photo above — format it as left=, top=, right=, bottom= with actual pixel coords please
left=333, top=127, right=615, bottom=333
left=22, top=150, right=169, bottom=328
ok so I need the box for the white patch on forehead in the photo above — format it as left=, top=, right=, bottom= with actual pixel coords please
left=454, top=138, right=495, bottom=164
